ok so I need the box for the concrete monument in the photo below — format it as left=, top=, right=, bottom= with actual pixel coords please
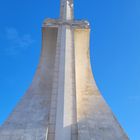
left=0, top=0, right=129, bottom=139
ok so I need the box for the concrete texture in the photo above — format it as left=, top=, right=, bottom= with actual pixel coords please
left=74, top=29, right=129, bottom=140
left=0, top=0, right=129, bottom=139
left=0, top=27, right=58, bottom=139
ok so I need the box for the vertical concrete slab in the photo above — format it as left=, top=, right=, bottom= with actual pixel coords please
left=0, top=27, right=58, bottom=140
left=55, top=25, right=77, bottom=140
left=74, top=28, right=129, bottom=140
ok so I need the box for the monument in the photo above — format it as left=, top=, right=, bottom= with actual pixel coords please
left=0, top=0, right=129, bottom=139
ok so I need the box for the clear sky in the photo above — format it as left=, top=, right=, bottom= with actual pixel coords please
left=0, top=0, right=140, bottom=139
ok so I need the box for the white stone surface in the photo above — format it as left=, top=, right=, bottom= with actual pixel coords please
left=74, top=29, right=129, bottom=140
left=0, top=27, right=58, bottom=140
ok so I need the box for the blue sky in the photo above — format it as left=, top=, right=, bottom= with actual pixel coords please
left=0, top=0, right=140, bottom=139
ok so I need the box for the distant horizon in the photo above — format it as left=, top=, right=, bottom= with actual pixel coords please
left=0, top=0, right=140, bottom=139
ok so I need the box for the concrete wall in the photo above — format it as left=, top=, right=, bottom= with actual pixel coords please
left=0, top=26, right=129, bottom=140
left=74, top=29, right=129, bottom=140
left=0, top=27, right=58, bottom=140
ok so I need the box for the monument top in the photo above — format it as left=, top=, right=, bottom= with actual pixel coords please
left=43, top=0, right=90, bottom=28
left=60, top=0, right=74, bottom=20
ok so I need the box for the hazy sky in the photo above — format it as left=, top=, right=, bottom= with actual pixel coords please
left=0, top=0, right=140, bottom=139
